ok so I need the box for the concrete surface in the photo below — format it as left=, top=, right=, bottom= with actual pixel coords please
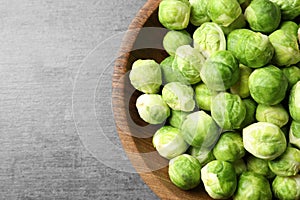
left=0, top=0, right=159, bottom=199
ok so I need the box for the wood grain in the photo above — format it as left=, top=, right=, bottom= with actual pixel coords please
left=112, top=0, right=212, bottom=199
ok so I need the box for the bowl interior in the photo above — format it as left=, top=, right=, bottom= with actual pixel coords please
left=112, top=1, right=212, bottom=199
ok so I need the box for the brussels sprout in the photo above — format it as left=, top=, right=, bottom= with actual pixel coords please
left=282, top=66, right=300, bottom=89
left=168, top=154, right=201, bottom=190
left=268, top=147, right=300, bottom=176
left=158, top=0, right=191, bottom=30
left=194, top=83, right=217, bottom=111
left=243, top=122, right=287, bottom=160
left=188, top=146, right=215, bottom=166
left=211, top=92, right=246, bottom=130
left=162, top=82, right=195, bottom=112
left=161, top=56, right=190, bottom=85
left=172, top=45, right=205, bottom=84
left=227, top=29, right=274, bottom=68
left=232, top=159, right=247, bottom=176
left=153, top=126, right=189, bottom=159
left=289, top=81, right=300, bottom=122
left=168, top=109, right=191, bottom=129
left=244, top=0, right=281, bottom=33
left=246, top=155, right=275, bottom=179
left=221, top=14, right=246, bottom=35
left=269, top=21, right=300, bottom=67
left=269, top=0, right=300, bottom=20
left=233, top=172, right=272, bottom=200
left=136, top=94, right=170, bottom=124
left=129, top=59, right=162, bottom=94
left=163, top=30, right=192, bottom=56
left=181, top=111, right=221, bottom=148
left=255, top=104, right=289, bottom=128
left=200, top=50, right=239, bottom=92
left=189, top=0, right=210, bottom=26
left=160, top=56, right=178, bottom=84
left=213, top=132, right=245, bottom=162
left=207, top=0, right=242, bottom=27
left=193, top=22, right=226, bottom=58
left=248, top=65, right=288, bottom=105
left=201, top=160, right=237, bottom=199
left=281, top=20, right=299, bottom=32
left=289, top=120, right=300, bottom=149
left=272, top=175, right=300, bottom=200
left=239, top=99, right=257, bottom=129
left=230, top=64, right=252, bottom=98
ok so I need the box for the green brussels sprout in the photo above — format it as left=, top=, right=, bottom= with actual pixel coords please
left=268, top=147, right=300, bottom=176
left=168, top=109, right=191, bottom=129
left=269, top=0, right=300, bottom=20
left=239, top=99, right=257, bottom=129
left=129, top=59, right=162, bottom=94
left=193, top=22, right=226, bottom=58
left=158, top=0, right=191, bottom=30
left=289, top=120, right=300, bottom=149
left=233, top=172, right=272, bottom=200
left=227, top=29, right=274, bottom=68
left=161, top=56, right=190, bottom=85
left=163, top=30, right=192, bottom=56
left=153, top=126, right=189, bottom=159
left=171, top=64, right=190, bottom=85
left=200, top=50, right=239, bottom=91
left=280, top=21, right=299, bottom=33
left=232, top=159, right=247, bottom=176
left=181, top=111, right=221, bottom=148
left=230, top=64, right=252, bottom=98
left=136, top=94, right=170, bottom=124
left=168, top=154, right=201, bottom=190
left=189, top=0, right=210, bottom=26
left=289, top=81, right=300, bottom=122
left=272, top=175, right=300, bottom=200
left=207, top=0, right=242, bottom=27
left=282, top=66, right=300, bottom=89
left=194, top=83, right=217, bottom=111
left=246, top=155, right=275, bottom=179
left=244, top=0, right=281, bottom=33
left=248, top=65, right=288, bottom=105
left=211, top=92, right=246, bottom=130
left=162, top=82, right=195, bottom=112
left=172, top=45, right=205, bottom=84
left=221, top=13, right=246, bottom=35
left=269, top=21, right=300, bottom=67
left=201, top=160, right=237, bottom=199
left=160, top=56, right=179, bottom=84
left=255, top=104, right=289, bottom=128
left=213, top=132, right=245, bottom=162
left=188, top=146, right=215, bottom=166
left=243, top=122, right=287, bottom=160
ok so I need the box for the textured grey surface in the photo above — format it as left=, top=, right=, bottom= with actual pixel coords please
left=0, top=0, right=159, bottom=199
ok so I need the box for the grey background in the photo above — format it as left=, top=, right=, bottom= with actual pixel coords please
left=0, top=0, right=159, bottom=199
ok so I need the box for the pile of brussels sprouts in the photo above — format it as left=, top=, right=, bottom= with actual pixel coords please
left=129, top=0, right=300, bottom=199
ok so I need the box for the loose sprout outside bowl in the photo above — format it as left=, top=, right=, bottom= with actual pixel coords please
left=112, top=0, right=300, bottom=199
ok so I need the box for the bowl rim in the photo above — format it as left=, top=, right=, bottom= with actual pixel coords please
left=111, top=0, right=168, bottom=197
left=111, top=0, right=162, bottom=164
left=111, top=0, right=212, bottom=199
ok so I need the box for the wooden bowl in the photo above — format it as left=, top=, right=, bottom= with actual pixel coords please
left=112, top=0, right=212, bottom=199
